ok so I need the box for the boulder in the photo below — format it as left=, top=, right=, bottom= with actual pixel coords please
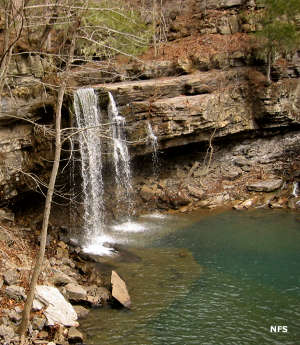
left=73, top=306, right=89, bottom=319
left=3, top=269, right=19, bottom=285
left=68, top=327, right=83, bottom=344
left=64, top=283, right=87, bottom=303
left=52, top=270, right=75, bottom=286
left=111, top=270, right=131, bottom=308
left=247, top=179, right=283, bottom=192
left=34, top=285, right=78, bottom=327
left=5, top=285, right=26, bottom=300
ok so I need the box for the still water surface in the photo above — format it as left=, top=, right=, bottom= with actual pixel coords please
left=80, top=209, right=300, bottom=345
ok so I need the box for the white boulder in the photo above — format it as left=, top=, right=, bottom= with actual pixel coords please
left=34, top=285, right=78, bottom=327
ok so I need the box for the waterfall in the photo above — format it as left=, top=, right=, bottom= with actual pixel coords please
left=108, top=92, right=134, bottom=218
left=147, top=122, right=159, bottom=177
left=73, top=88, right=105, bottom=244
left=292, top=182, right=299, bottom=197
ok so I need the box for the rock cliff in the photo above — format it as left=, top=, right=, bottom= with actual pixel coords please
left=0, top=0, right=299, bottom=212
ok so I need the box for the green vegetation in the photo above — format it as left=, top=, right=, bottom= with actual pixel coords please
left=256, top=0, right=300, bottom=81
left=76, top=0, right=152, bottom=60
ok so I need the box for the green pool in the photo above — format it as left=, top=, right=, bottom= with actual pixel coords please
left=80, top=209, right=300, bottom=345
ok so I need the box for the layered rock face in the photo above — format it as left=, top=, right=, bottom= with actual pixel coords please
left=0, top=95, right=55, bottom=204
left=0, top=0, right=299, bottom=207
left=94, top=67, right=300, bottom=156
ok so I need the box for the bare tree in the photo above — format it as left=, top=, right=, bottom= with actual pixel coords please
left=18, top=23, right=77, bottom=345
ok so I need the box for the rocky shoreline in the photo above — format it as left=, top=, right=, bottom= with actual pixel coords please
left=1, top=171, right=299, bottom=345
left=0, top=218, right=120, bottom=345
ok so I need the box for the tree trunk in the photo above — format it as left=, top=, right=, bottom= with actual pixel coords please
left=266, top=49, right=272, bottom=84
left=18, top=33, right=76, bottom=345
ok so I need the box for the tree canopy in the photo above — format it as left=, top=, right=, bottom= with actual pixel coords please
left=257, top=0, right=300, bottom=81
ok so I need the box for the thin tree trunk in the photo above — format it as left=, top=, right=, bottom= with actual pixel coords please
left=153, top=0, right=157, bottom=57
left=18, top=32, right=76, bottom=345
left=266, top=49, right=272, bottom=84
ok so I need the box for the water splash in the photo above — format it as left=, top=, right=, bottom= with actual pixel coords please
left=73, top=88, right=105, bottom=245
left=108, top=92, right=134, bottom=218
left=147, top=122, right=159, bottom=177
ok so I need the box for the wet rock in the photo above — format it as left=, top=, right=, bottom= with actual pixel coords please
left=240, top=196, right=259, bottom=209
left=73, top=306, right=89, bottom=319
left=287, top=198, right=299, bottom=209
left=68, top=327, right=83, bottom=343
left=85, top=295, right=102, bottom=307
left=34, top=285, right=78, bottom=327
left=247, top=179, right=283, bottom=192
left=270, top=197, right=288, bottom=209
left=87, top=286, right=111, bottom=305
left=111, top=270, right=131, bottom=308
left=65, top=283, right=87, bottom=303
left=3, top=269, right=19, bottom=286
left=6, top=285, right=26, bottom=300
left=261, top=192, right=276, bottom=206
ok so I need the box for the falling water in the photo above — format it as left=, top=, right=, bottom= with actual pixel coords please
left=292, top=182, right=299, bottom=197
left=73, top=88, right=105, bottom=244
left=108, top=92, right=134, bottom=218
left=147, top=122, right=159, bottom=177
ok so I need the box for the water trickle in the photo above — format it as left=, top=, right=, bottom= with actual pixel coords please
left=292, top=181, right=299, bottom=197
left=147, top=122, right=159, bottom=177
left=108, top=92, right=134, bottom=218
left=73, top=88, right=105, bottom=245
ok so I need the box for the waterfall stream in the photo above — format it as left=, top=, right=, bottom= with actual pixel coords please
left=292, top=181, right=299, bottom=197
left=147, top=122, right=159, bottom=177
left=108, top=92, right=134, bottom=218
left=73, top=88, right=113, bottom=254
left=73, top=89, right=142, bottom=254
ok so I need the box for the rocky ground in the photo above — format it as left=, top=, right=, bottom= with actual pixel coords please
left=132, top=130, right=300, bottom=215
left=0, top=214, right=116, bottom=345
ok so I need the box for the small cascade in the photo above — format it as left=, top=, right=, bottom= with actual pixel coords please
left=73, top=88, right=105, bottom=245
left=108, top=92, right=134, bottom=217
left=146, top=122, right=159, bottom=177
left=292, top=182, right=299, bottom=197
